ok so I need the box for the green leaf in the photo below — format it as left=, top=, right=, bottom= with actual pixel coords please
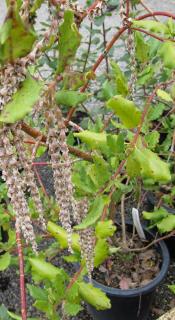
left=87, top=154, right=110, bottom=188
left=29, top=257, right=63, bottom=281
left=78, top=282, right=111, bottom=310
left=101, top=80, right=116, bottom=100
left=170, top=83, right=175, bottom=100
left=72, top=161, right=97, bottom=195
left=0, top=75, right=43, bottom=123
left=0, top=304, right=10, bottom=320
left=137, top=65, right=154, bottom=85
left=145, top=131, right=160, bottom=150
left=64, top=302, right=83, bottom=316
left=74, top=196, right=110, bottom=230
left=157, top=89, right=173, bottom=102
left=159, top=41, right=175, bottom=69
left=107, top=95, right=141, bottom=128
left=126, top=147, right=171, bottom=183
left=157, top=215, right=175, bottom=233
left=27, top=284, right=48, bottom=301
left=0, top=252, right=11, bottom=271
left=147, top=103, right=166, bottom=121
left=30, top=0, right=45, bottom=14
left=135, top=31, right=149, bottom=63
left=95, top=220, right=116, bottom=238
left=110, top=61, right=128, bottom=97
left=94, top=239, right=110, bottom=267
left=143, top=207, right=169, bottom=222
left=58, top=10, right=82, bottom=72
left=0, top=2, right=36, bottom=64
left=7, top=312, right=22, bottom=320
left=33, top=300, right=51, bottom=313
left=168, top=284, right=175, bottom=294
left=74, top=131, right=108, bottom=154
left=47, top=221, right=81, bottom=252
left=132, top=20, right=169, bottom=34
left=55, top=90, right=89, bottom=107
left=6, top=0, right=22, bottom=10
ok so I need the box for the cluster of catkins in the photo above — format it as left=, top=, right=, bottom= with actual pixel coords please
left=119, top=0, right=137, bottom=97
left=0, top=62, right=46, bottom=253
left=44, top=90, right=95, bottom=279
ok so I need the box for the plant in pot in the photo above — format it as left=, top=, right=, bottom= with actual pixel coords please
left=0, top=0, right=175, bottom=319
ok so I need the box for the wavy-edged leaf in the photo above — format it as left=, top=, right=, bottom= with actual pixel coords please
left=30, top=0, right=45, bottom=13
left=0, top=75, right=43, bottom=123
left=95, top=220, right=116, bottom=238
left=0, top=2, right=36, bottom=64
left=159, top=41, right=175, bottom=69
left=107, top=95, right=141, bottom=128
left=55, top=90, right=89, bottom=107
left=78, top=282, right=111, bottom=310
left=126, top=147, right=171, bottom=183
left=29, top=257, right=63, bottom=281
left=58, top=10, right=81, bottom=72
left=94, top=239, right=110, bottom=267
left=111, top=61, right=128, bottom=97
left=135, top=31, right=149, bottom=63
left=74, top=196, right=110, bottom=230
left=157, top=215, right=175, bottom=233
left=132, top=20, right=169, bottom=34
left=157, top=89, right=173, bottom=102
left=143, top=207, right=169, bottom=223
left=47, top=221, right=80, bottom=252
left=0, top=252, right=11, bottom=271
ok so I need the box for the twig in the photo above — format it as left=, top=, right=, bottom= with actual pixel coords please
left=66, top=265, right=84, bottom=291
left=128, top=230, right=175, bottom=252
left=21, top=122, right=93, bottom=162
left=139, top=0, right=159, bottom=21
left=33, top=165, right=49, bottom=198
left=121, top=194, right=127, bottom=248
left=101, top=9, right=109, bottom=73
left=16, top=228, right=27, bottom=320
left=131, top=27, right=175, bottom=43
left=83, top=21, right=93, bottom=73
left=136, top=11, right=175, bottom=21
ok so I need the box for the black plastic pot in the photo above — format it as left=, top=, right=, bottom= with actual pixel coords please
left=87, top=226, right=170, bottom=320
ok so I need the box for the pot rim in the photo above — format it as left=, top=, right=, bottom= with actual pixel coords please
left=91, top=237, right=170, bottom=297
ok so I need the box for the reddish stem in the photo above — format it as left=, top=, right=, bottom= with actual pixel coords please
left=16, top=230, right=27, bottom=320
left=66, top=265, right=84, bottom=291
left=66, top=25, right=128, bottom=123
left=132, top=27, right=175, bottom=42
left=136, top=11, right=175, bottom=21
left=33, top=165, right=49, bottom=198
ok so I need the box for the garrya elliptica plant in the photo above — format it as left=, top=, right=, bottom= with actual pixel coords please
left=0, top=0, right=175, bottom=319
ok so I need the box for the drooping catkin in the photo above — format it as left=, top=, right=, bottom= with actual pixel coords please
left=127, top=31, right=137, bottom=97
left=11, top=123, right=46, bottom=230
left=0, top=62, right=26, bottom=111
left=0, top=127, right=37, bottom=253
left=45, top=98, right=75, bottom=252
left=76, top=199, right=95, bottom=282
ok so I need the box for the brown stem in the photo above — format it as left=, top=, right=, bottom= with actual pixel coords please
left=21, top=122, right=93, bottom=162
left=132, top=27, right=175, bottom=42
left=66, top=265, right=84, bottom=291
left=121, top=194, right=127, bottom=248
left=139, top=0, right=159, bottom=21
left=66, top=25, right=128, bottom=123
left=83, top=21, right=93, bottom=73
left=101, top=9, right=109, bottom=73
left=136, top=11, right=175, bottom=21
left=128, top=230, right=175, bottom=252
left=16, top=229, right=27, bottom=320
